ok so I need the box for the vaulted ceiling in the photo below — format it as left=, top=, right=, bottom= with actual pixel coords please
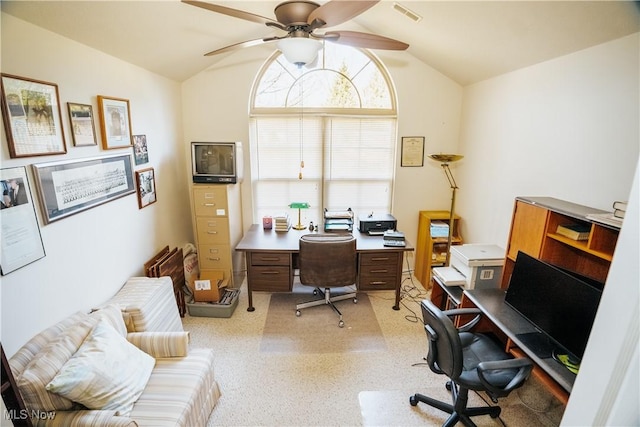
left=2, top=1, right=639, bottom=85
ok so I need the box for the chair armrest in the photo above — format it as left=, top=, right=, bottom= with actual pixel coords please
left=126, top=331, right=190, bottom=358
left=476, top=358, right=533, bottom=398
left=32, top=410, right=136, bottom=427
left=442, top=308, right=482, bottom=332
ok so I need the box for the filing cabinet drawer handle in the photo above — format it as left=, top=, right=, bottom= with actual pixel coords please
left=371, top=257, right=390, bottom=262
left=207, top=231, right=218, bottom=234
left=203, top=203, right=216, bottom=207
left=260, top=271, right=281, bottom=275
left=369, top=281, right=388, bottom=285
left=370, top=269, right=389, bottom=274
left=207, top=257, right=221, bottom=261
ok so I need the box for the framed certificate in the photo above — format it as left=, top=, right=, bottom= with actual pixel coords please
left=401, top=136, right=425, bottom=167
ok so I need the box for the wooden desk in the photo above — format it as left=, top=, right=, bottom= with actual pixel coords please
left=462, top=288, right=572, bottom=404
left=235, top=225, right=414, bottom=312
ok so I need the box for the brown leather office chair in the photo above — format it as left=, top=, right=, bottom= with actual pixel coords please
left=410, top=299, right=533, bottom=427
left=296, top=233, right=358, bottom=328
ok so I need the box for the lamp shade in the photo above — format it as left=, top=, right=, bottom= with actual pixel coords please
left=278, top=38, right=321, bottom=66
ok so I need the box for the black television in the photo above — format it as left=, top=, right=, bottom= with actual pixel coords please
left=191, top=142, right=242, bottom=184
left=505, top=251, right=603, bottom=362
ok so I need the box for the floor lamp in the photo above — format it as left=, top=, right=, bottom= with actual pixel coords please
left=429, top=154, right=463, bottom=266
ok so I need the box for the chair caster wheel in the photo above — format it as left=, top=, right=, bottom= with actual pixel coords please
left=409, top=395, right=418, bottom=406
left=338, top=320, right=345, bottom=328
left=490, top=408, right=501, bottom=418
left=296, top=310, right=301, bottom=317
left=353, top=297, right=358, bottom=304
left=445, top=381, right=452, bottom=391
left=313, top=289, right=318, bottom=296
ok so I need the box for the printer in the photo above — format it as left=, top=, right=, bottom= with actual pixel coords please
left=358, top=213, right=397, bottom=235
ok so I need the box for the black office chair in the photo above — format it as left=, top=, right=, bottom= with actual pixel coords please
left=410, top=299, right=533, bottom=427
left=295, top=233, right=357, bottom=328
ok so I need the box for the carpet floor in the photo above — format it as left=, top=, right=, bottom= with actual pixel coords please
left=182, top=276, right=565, bottom=426
left=261, top=290, right=386, bottom=354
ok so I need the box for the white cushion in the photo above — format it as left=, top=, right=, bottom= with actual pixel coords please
left=46, top=319, right=155, bottom=416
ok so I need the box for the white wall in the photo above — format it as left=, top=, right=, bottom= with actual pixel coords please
left=0, top=14, right=192, bottom=356
left=456, top=34, right=639, bottom=248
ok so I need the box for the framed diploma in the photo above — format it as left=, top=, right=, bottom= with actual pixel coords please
left=1, top=166, right=46, bottom=275
left=401, top=136, right=425, bottom=167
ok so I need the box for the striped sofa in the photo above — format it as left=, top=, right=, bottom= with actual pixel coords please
left=9, top=278, right=221, bottom=426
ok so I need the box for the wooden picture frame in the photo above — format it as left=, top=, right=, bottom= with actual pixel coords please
left=67, top=102, right=97, bottom=146
left=132, top=134, right=149, bottom=165
left=135, top=167, right=157, bottom=209
left=1, top=166, right=46, bottom=275
left=401, top=136, right=425, bottom=167
left=97, top=95, right=133, bottom=150
left=32, top=154, right=135, bottom=224
left=0, top=74, right=67, bottom=158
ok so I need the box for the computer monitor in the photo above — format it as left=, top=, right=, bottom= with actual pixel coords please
left=505, top=251, right=603, bottom=361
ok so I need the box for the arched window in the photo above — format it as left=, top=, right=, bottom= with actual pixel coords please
left=250, top=42, right=397, bottom=226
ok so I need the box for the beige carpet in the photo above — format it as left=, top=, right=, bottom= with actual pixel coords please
left=260, top=290, right=387, bottom=354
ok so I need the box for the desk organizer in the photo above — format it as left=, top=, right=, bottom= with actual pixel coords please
left=186, top=289, right=240, bottom=318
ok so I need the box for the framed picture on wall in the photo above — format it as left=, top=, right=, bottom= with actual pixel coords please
left=401, top=136, right=425, bottom=167
left=32, top=154, right=135, bottom=224
left=135, top=167, right=157, bottom=209
left=67, top=102, right=98, bottom=146
left=97, top=95, right=133, bottom=150
left=1, top=166, right=46, bottom=275
left=0, top=74, right=67, bottom=158
left=132, top=134, right=149, bottom=165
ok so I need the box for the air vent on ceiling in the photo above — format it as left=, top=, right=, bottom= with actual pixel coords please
left=392, top=2, right=422, bottom=23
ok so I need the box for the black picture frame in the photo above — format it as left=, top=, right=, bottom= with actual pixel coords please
left=32, top=154, right=135, bottom=224
left=401, top=136, right=425, bottom=167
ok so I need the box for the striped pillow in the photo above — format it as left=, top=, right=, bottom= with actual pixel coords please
left=16, top=314, right=97, bottom=411
left=46, top=319, right=155, bottom=416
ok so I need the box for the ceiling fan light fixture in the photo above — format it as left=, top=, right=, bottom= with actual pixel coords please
left=277, top=37, right=322, bottom=67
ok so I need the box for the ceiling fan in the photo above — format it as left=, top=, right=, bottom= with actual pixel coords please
left=182, top=0, right=409, bottom=66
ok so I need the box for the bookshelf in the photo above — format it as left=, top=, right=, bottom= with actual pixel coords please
left=414, top=210, right=462, bottom=288
left=501, top=197, right=620, bottom=287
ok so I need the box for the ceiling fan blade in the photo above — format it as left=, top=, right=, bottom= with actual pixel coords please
left=182, top=0, right=279, bottom=26
left=204, top=38, right=277, bottom=56
left=307, top=0, right=379, bottom=29
left=325, top=31, right=409, bottom=50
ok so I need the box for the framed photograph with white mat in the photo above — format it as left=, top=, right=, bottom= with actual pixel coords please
left=1, top=166, right=46, bottom=275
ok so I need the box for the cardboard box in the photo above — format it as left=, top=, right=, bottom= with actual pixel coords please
left=450, top=244, right=505, bottom=290
left=193, top=270, right=228, bottom=302
left=186, top=289, right=240, bottom=318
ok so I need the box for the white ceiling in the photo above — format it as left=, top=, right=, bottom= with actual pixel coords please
left=2, top=1, right=639, bottom=85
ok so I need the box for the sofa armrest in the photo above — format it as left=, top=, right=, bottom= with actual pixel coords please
left=32, top=410, right=136, bottom=427
left=126, top=332, right=190, bottom=358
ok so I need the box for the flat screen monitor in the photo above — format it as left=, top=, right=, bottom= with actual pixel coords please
left=505, top=251, right=603, bottom=361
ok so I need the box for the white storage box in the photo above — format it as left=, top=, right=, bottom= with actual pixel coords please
left=450, top=244, right=505, bottom=290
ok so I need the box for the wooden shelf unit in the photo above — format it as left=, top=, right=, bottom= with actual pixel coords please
left=414, top=210, right=462, bottom=288
left=501, top=197, right=620, bottom=288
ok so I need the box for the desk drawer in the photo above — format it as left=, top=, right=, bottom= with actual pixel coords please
left=249, top=266, right=291, bottom=292
left=249, top=252, right=290, bottom=266
left=358, top=274, right=398, bottom=290
left=359, top=252, right=400, bottom=266
left=196, top=217, right=230, bottom=244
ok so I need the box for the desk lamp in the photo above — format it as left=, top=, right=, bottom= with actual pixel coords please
left=289, top=202, right=310, bottom=230
left=429, top=154, right=463, bottom=266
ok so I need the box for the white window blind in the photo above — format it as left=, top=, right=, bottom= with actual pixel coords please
left=250, top=116, right=396, bottom=225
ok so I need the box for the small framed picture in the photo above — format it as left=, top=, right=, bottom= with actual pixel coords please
left=97, top=95, right=133, bottom=150
left=0, top=73, right=67, bottom=158
left=67, top=102, right=97, bottom=146
left=132, top=134, right=149, bottom=165
left=401, top=136, right=425, bottom=167
left=135, top=167, right=157, bottom=209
